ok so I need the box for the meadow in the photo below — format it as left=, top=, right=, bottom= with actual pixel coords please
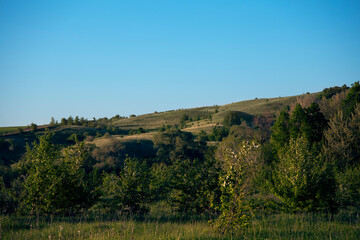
left=1, top=211, right=360, bottom=240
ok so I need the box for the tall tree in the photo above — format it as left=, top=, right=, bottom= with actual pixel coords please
left=18, top=132, right=92, bottom=217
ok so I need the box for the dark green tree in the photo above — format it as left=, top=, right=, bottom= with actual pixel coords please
left=272, top=137, right=337, bottom=212
left=74, top=116, right=80, bottom=125
left=30, top=123, right=37, bottom=132
left=101, top=157, right=151, bottom=213
left=60, top=118, right=67, bottom=125
left=342, top=81, right=360, bottom=117
left=67, top=116, right=74, bottom=125
left=18, top=132, right=93, bottom=217
left=50, top=117, right=56, bottom=126
left=270, top=110, right=290, bottom=151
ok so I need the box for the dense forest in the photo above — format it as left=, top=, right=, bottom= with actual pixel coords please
left=1, top=82, right=360, bottom=237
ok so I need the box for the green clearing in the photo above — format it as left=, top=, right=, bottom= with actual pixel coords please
left=0, top=127, right=24, bottom=135
left=2, top=211, right=359, bottom=240
left=111, top=95, right=301, bottom=132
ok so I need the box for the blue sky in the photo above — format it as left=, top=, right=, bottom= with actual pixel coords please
left=0, top=0, right=359, bottom=127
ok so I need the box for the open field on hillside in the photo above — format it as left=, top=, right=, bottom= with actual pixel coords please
left=91, top=132, right=156, bottom=148
left=110, top=95, right=301, bottom=131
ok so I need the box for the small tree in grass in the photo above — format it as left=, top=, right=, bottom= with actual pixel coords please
left=211, top=141, right=259, bottom=233
left=30, top=123, right=37, bottom=131
left=18, top=132, right=93, bottom=225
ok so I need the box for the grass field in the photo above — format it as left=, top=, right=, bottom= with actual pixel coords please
left=111, top=95, right=301, bottom=132
left=0, top=127, right=23, bottom=135
left=2, top=211, right=359, bottom=240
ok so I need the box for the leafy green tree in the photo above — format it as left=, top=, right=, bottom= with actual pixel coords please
left=168, top=153, right=220, bottom=213
left=270, top=110, right=290, bottom=151
left=17, top=127, right=23, bottom=134
left=0, top=176, right=17, bottom=214
left=324, top=104, right=360, bottom=171
left=320, top=84, right=348, bottom=99
left=342, top=81, right=360, bottom=117
left=223, top=111, right=253, bottom=127
left=209, top=126, right=229, bottom=141
left=305, top=102, right=328, bottom=143
left=153, top=130, right=220, bottom=213
left=289, top=104, right=308, bottom=140
left=18, top=132, right=93, bottom=217
left=67, top=116, right=74, bottom=125
left=74, top=116, right=80, bottom=125
left=101, top=157, right=151, bottom=213
left=198, top=130, right=209, bottom=142
left=336, top=166, right=360, bottom=209
left=50, top=117, right=56, bottom=126
left=30, top=123, right=37, bottom=132
left=272, top=103, right=327, bottom=152
left=137, top=127, right=145, bottom=134
left=323, top=104, right=360, bottom=209
left=60, top=118, right=67, bottom=125
left=272, top=137, right=337, bottom=212
left=211, top=142, right=259, bottom=233
left=153, top=129, right=205, bottom=165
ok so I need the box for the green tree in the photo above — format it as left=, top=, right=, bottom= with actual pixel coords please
left=30, top=123, right=37, bottom=132
left=211, top=141, right=259, bottom=233
left=223, top=111, right=253, bottom=127
left=270, top=110, right=290, bottom=151
left=74, top=116, right=80, bottom=125
left=67, top=116, right=74, bottom=125
left=209, top=126, right=229, bottom=141
left=153, top=130, right=220, bottom=213
left=60, top=118, right=67, bottom=125
left=168, top=152, right=220, bottom=213
left=50, top=117, right=56, bottom=126
left=272, top=137, right=337, bottom=212
left=342, top=81, right=360, bottom=117
left=18, top=132, right=93, bottom=218
left=323, top=104, right=360, bottom=209
left=101, top=157, right=151, bottom=213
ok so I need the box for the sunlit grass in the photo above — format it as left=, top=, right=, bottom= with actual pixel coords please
left=2, top=211, right=359, bottom=240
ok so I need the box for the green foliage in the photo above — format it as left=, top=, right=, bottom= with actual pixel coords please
left=211, top=142, right=259, bottom=233
left=18, top=132, right=94, bottom=215
left=67, top=116, right=74, bottom=125
left=198, top=130, right=209, bottom=142
left=0, top=176, right=17, bottom=214
left=168, top=155, right=220, bottom=213
left=270, top=110, right=290, bottom=151
left=320, top=84, right=348, bottom=99
left=101, top=157, right=151, bottom=214
left=154, top=129, right=205, bottom=164
left=324, top=104, right=360, bottom=171
left=271, top=103, right=327, bottom=152
left=272, top=137, right=337, bottom=212
left=30, top=123, right=37, bottom=131
left=209, top=126, right=229, bottom=141
left=153, top=130, right=220, bottom=213
left=336, top=166, right=360, bottom=209
left=60, top=118, right=67, bottom=125
left=50, top=117, right=56, bottom=126
left=223, top=111, right=253, bottom=127
left=342, top=81, right=360, bottom=117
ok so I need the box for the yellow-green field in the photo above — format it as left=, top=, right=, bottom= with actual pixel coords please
left=2, top=212, right=359, bottom=240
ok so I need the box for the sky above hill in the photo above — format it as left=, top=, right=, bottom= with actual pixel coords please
left=0, top=0, right=359, bottom=127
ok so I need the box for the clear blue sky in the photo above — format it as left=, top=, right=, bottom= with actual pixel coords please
left=0, top=0, right=359, bottom=127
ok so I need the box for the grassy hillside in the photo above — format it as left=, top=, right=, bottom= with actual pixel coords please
left=111, top=95, right=299, bottom=132
left=0, top=93, right=309, bottom=164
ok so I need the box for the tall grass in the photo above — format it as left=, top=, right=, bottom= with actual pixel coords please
left=1, top=211, right=359, bottom=239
